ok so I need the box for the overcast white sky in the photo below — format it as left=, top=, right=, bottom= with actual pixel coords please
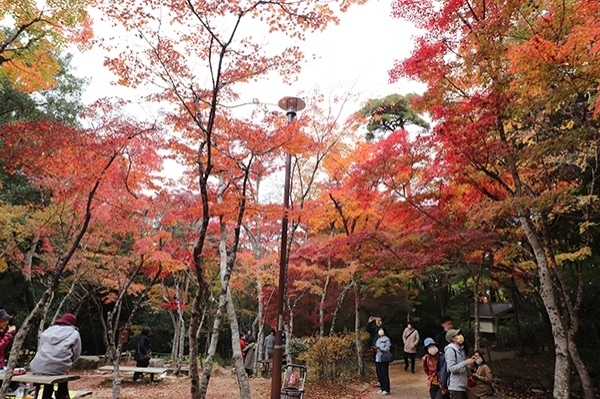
left=71, top=0, right=424, bottom=119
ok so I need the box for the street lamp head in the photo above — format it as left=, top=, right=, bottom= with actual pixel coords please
left=278, top=96, right=305, bottom=122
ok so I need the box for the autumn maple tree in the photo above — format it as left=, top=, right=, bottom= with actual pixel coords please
left=0, top=0, right=92, bottom=92
left=391, top=0, right=600, bottom=397
left=93, top=0, right=368, bottom=397
left=0, top=101, right=161, bottom=397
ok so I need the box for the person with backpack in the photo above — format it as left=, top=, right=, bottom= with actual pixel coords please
left=437, top=347, right=450, bottom=399
left=402, top=321, right=420, bottom=373
left=422, top=337, right=444, bottom=399
left=445, top=329, right=475, bottom=399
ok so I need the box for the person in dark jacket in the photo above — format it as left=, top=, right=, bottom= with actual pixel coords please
left=0, top=309, right=15, bottom=368
left=434, top=315, right=454, bottom=350
left=366, top=316, right=385, bottom=347
left=133, top=327, right=152, bottom=381
left=30, top=313, right=82, bottom=399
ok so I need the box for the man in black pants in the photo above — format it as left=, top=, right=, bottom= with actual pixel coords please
left=134, top=327, right=152, bottom=382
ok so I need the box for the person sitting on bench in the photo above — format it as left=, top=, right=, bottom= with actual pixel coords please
left=30, top=313, right=82, bottom=399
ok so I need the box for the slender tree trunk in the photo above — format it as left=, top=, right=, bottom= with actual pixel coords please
left=189, top=292, right=203, bottom=399
left=199, top=288, right=228, bottom=398
left=353, top=279, right=364, bottom=377
left=199, top=180, right=232, bottom=399
left=92, top=296, right=110, bottom=359
left=215, top=176, right=251, bottom=398
left=330, top=284, right=351, bottom=336
left=473, top=265, right=481, bottom=351
left=170, top=311, right=180, bottom=363
left=567, top=330, right=594, bottom=399
left=199, top=169, right=252, bottom=399
left=507, top=280, right=524, bottom=354
left=175, top=276, right=188, bottom=374
left=23, top=233, right=40, bottom=311
left=256, top=279, right=265, bottom=362
left=559, top=262, right=594, bottom=399
left=37, top=292, right=54, bottom=345
left=51, top=276, right=80, bottom=322
left=227, top=290, right=252, bottom=399
left=319, top=272, right=330, bottom=338
left=164, top=279, right=179, bottom=363
left=520, top=217, right=570, bottom=399
left=286, top=309, right=293, bottom=365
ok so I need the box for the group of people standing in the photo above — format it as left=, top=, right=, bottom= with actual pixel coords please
left=367, top=315, right=496, bottom=399
left=424, top=316, right=495, bottom=399
left=239, top=329, right=276, bottom=377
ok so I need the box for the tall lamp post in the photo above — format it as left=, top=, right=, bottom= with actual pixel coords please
left=270, top=96, right=305, bottom=399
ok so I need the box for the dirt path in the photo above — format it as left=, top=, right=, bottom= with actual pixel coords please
left=366, top=361, right=429, bottom=399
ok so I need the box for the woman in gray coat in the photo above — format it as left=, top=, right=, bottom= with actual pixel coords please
left=30, top=313, right=81, bottom=399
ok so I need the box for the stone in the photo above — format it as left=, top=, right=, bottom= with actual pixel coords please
left=149, top=358, right=164, bottom=367
left=72, top=356, right=100, bottom=370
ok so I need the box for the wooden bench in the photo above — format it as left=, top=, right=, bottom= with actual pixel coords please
left=0, top=372, right=82, bottom=399
left=98, top=366, right=168, bottom=382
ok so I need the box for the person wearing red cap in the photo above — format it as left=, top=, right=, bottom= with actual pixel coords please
left=30, top=313, right=82, bottom=399
left=0, top=309, right=16, bottom=368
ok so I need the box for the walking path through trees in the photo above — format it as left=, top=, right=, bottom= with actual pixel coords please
left=367, top=361, right=429, bottom=399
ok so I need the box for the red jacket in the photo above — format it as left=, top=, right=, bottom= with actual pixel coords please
left=239, top=338, right=247, bottom=361
left=0, top=329, right=14, bottom=366
left=422, top=353, right=440, bottom=390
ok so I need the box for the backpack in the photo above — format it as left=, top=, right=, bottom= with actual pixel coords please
left=438, top=347, right=457, bottom=389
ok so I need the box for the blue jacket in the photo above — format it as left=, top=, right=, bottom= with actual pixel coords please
left=375, top=336, right=391, bottom=363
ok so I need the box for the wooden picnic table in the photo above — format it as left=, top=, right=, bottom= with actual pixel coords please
left=98, top=365, right=168, bottom=382
left=0, top=372, right=90, bottom=399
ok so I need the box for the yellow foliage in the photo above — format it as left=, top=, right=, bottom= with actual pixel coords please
left=555, top=247, right=592, bottom=266
left=0, top=258, right=8, bottom=273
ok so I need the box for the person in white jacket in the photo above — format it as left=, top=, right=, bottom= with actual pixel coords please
left=30, top=313, right=82, bottom=399
left=402, top=321, right=420, bottom=373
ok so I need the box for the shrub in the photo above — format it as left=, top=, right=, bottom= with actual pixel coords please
left=297, top=333, right=364, bottom=381
left=288, top=336, right=310, bottom=361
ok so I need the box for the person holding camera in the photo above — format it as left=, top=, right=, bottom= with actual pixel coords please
left=0, top=309, right=16, bottom=368
left=467, top=351, right=494, bottom=399
left=445, top=329, right=476, bottom=399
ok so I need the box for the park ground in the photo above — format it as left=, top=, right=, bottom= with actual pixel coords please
left=67, top=351, right=566, bottom=399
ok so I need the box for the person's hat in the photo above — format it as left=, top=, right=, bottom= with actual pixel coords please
left=0, top=309, right=11, bottom=320
left=54, top=313, right=77, bottom=326
left=445, top=329, right=461, bottom=343
left=424, top=337, right=436, bottom=347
